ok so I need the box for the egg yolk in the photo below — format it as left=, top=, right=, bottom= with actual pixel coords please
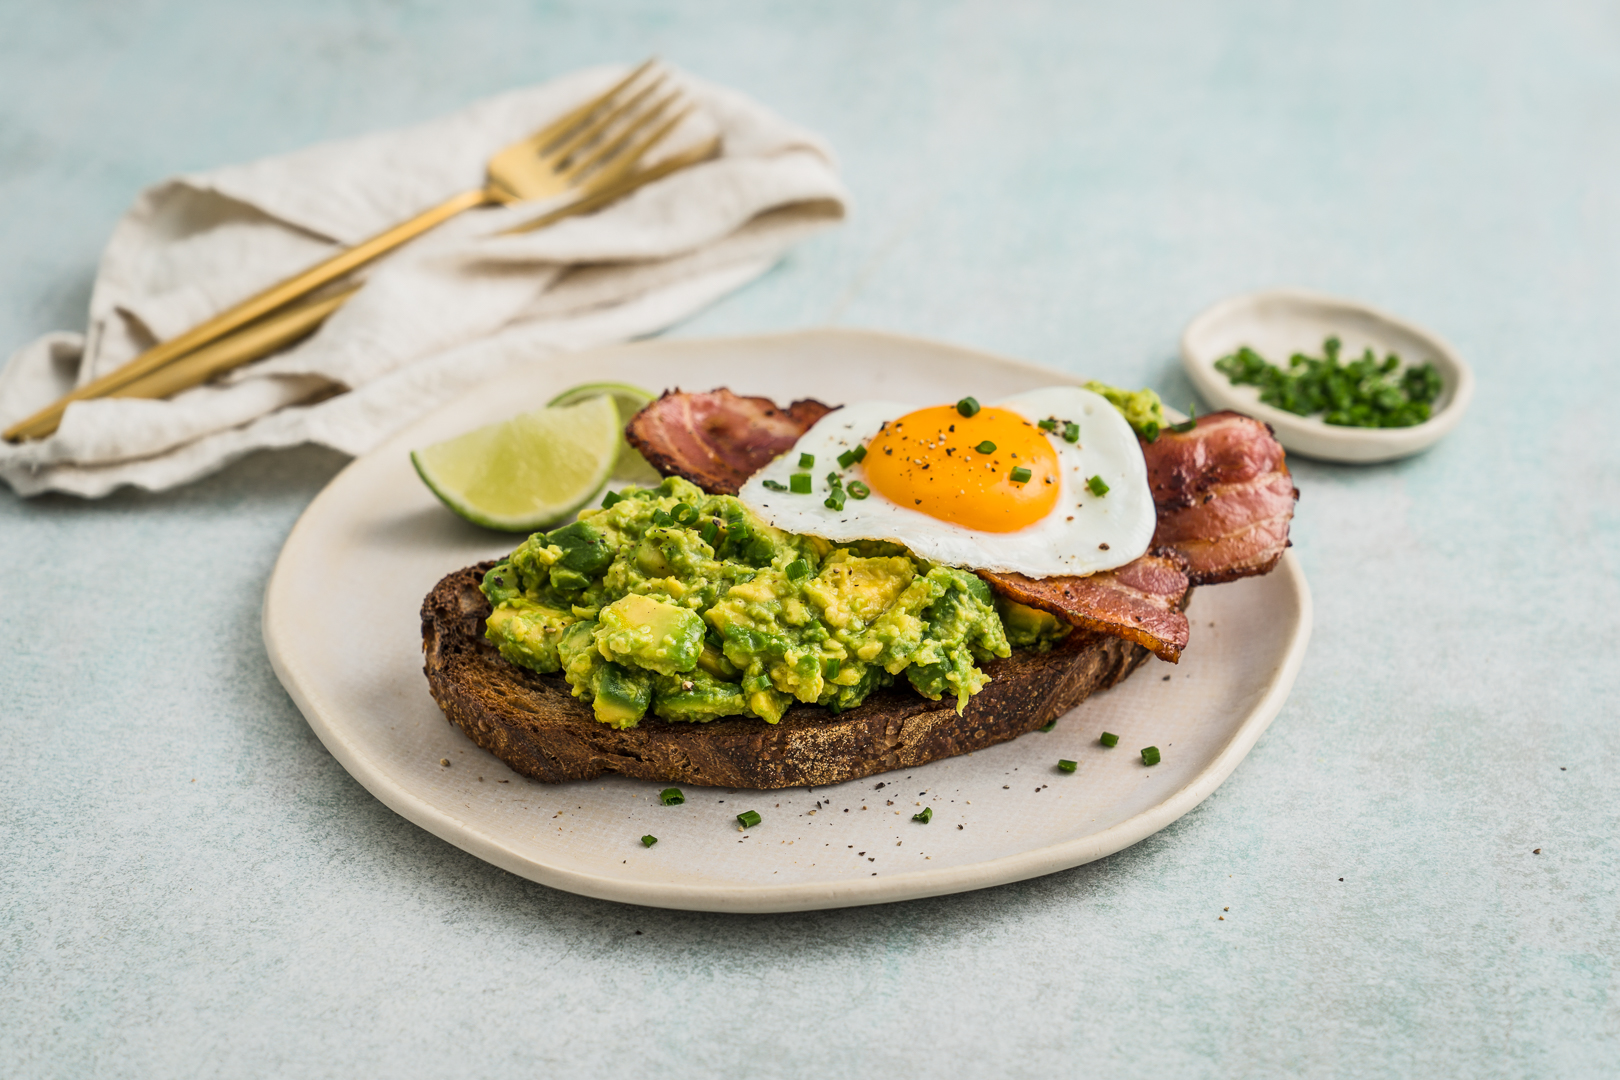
left=862, top=405, right=1061, bottom=532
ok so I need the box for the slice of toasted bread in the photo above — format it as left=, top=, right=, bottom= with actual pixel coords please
left=422, top=562, right=1163, bottom=789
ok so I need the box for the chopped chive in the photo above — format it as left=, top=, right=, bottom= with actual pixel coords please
left=1099, top=731, right=1119, bottom=747
left=641, top=835, right=658, bottom=847
left=912, top=807, right=933, bottom=823
left=957, top=397, right=981, bottom=417
left=737, top=810, right=762, bottom=829
left=975, top=440, right=997, bottom=454
left=837, top=445, right=867, bottom=469
left=1057, top=759, right=1078, bottom=773
left=1038, top=418, right=1057, bottom=432
left=762, top=479, right=788, bottom=492
left=1039, top=719, right=1057, bottom=732
left=651, top=508, right=673, bottom=526
left=672, top=502, right=698, bottom=525
left=798, top=452, right=815, bottom=469
left=824, top=488, right=846, bottom=511
left=1086, top=475, right=1110, bottom=496
left=659, top=787, right=685, bottom=805
left=823, top=657, right=842, bottom=679
left=1063, top=421, right=1080, bottom=443
left=825, top=471, right=843, bottom=488
left=1168, top=405, right=1198, bottom=434
left=700, top=520, right=719, bottom=545
left=785, top=558, right=811, bottom=581
left=847, top=480, right=871, bottom=500
left=1141, top=746, right=1161, bottom=766
left=601, top=490, right=623, bottom=509
left=789, top=473, right=812, bottom=494
left=1009, top=466, right=1032, bottom=484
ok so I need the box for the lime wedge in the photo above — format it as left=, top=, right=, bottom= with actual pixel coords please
left=547, top=381, right=661, bottom=485
left=411, top=394, right=621, bottom=532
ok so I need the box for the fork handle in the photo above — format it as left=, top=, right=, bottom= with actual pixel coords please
left=3, top=187, right=491, bottom=442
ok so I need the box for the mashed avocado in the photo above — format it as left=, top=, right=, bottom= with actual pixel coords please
left=1083, top=381, right=1166, bottom=441
left=479, top=476, right=1071, bottom=728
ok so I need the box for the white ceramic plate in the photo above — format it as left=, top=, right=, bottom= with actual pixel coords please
left=1181, top=289, right=1474, bottom=463
left=264, top=328, right=1312, bottom=913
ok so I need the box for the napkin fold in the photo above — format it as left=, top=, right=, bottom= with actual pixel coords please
left=0, top=65, right=847, bottom=497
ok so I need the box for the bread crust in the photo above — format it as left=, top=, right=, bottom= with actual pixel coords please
left=422, top=562, right=1163, bottom=789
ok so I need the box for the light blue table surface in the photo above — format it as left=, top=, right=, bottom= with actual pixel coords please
left=4, top=3, right=1618, bottom=1077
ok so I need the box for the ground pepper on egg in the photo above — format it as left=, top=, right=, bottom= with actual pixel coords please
left=479, top=476, right=1070, bottom=729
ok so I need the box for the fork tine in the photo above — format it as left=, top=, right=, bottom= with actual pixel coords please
left=545, top=73, right=666, bottom=165
left=559, top=89, right=680, bottom=182
left=587, top=101, right=696, bottom=189
left=519, top=58, right=658, bottom=155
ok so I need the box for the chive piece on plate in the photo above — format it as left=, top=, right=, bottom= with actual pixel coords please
left=1169, top=405, right=1198, bottom=434
left=736, top=810, right=762, bottom=829
left=1086, top=475, right=1110, bottom=496
left=957, top=397, right=980, bottom=418
left=847, top=480, right=871, bottom=500
left=641, top=835, right=658, bottom=847
left=913, top=807, right=933, bottom=823
left=1057, top=759, right=1077, bottom=773
left=1063, top=421, right=1080, bottom=443
left=1038, top=418, right=1057, bottom=432
left=1141, top=746, right=1161, bottom=766
left=789, top=473, right=812, bottom=494
left=975, top=440, right=997, bottom=454
left=837, top=445, right=867, bottom=469
left=1099, top=731, right=1119, bottom=747
left=762, top=479, right=787, bottom=492
left=824, top=488, right=846, bottom=511
left=659, top=787, right=685, bottom=805
left=798, top=452, right=815, bottom=469
left=1009, top=466, right=1032, bottom=484
left=1039, top=719, right=1057, bottom=732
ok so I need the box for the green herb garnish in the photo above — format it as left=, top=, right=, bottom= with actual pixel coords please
left=798, top=452, right=815, bottom=469
left=1039, top=719, right=1057, bottom=732
left=1038, top=418, right=1057, bottom=432
left=736, top=810, right=762, bottom=829
left=789, top=473, right=812, bottom=494
left=847, top=480, right=871, bottom=500
left=672, top=502, right=698, bottom=525
left=837, top=445, right=867, bottom=469
left=641, top=834, right=658, bottom=847
left=659, top=787, right=685, bottom=805
left=1099, top=731, right=1119, bottom=747
left=1063, top=421, right=1079, bottom=443
left=1213, top=336, right=1442, bottom=427
left=824, top=487, right=846, bottom=511
left=1009, top=466, right=1032, bottom=484
left=957, top=397, right=981, bottom=417
left=1057, top=759, right=1077, bottom=773
left=1168, top=405, right=1198, bottom=435
left=1086, top=475, right=1110, bottom=496
left=762, top=479, right=788, bottom=492
left=913, top=807, right=933, bottom=823
left=1141, top=746, right=1161, bottom=766
left=785, top=558, right=811, bottom=581
left=975, top=440, right=997, bottom=454
left=602, top=490, right=623, bottom=509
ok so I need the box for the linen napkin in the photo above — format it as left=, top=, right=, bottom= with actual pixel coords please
left=0, top=64, right=847, bottom=498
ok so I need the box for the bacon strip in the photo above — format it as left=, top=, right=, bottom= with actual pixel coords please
left=1143, top=411, right=1299, bottom=585
left=980, top=553, right=1191, bottom=661
left=622, top=391, right=1295, bottom=663
left=625, top=389, right=835, bottom=496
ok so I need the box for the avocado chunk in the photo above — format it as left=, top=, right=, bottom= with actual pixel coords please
left=652, top=669, right=753, bottom=722
left=545, top=520, right=615, bottom=592
left=483, top=598, right=577, bottom=674
left=590, top=660, right=653, bottom=728
left=997, top=598, right=1072, bottom=652
left=594, top=593, right=705, bottom=676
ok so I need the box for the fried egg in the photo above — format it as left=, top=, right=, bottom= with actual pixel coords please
left=738, top=386, right=1156, bottom=577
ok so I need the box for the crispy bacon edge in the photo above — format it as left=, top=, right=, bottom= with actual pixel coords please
left=623, top=392, right=1296, bottom=663
left=625, top=388, right=836, bottom=497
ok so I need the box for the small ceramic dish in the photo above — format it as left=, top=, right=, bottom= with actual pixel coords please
left=1181, top=289, right=1473, bottom=463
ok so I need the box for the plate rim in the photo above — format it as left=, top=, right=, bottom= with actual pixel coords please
left=1180, top=287, right=1475, bottom=463
left=264, top=326, right=1314, bottom=913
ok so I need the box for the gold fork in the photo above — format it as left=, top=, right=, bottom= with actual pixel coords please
left=5, top=59, right=703, bottom=442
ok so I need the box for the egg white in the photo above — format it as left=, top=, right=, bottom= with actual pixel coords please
left=737, top=386, right=1156, bottom=578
